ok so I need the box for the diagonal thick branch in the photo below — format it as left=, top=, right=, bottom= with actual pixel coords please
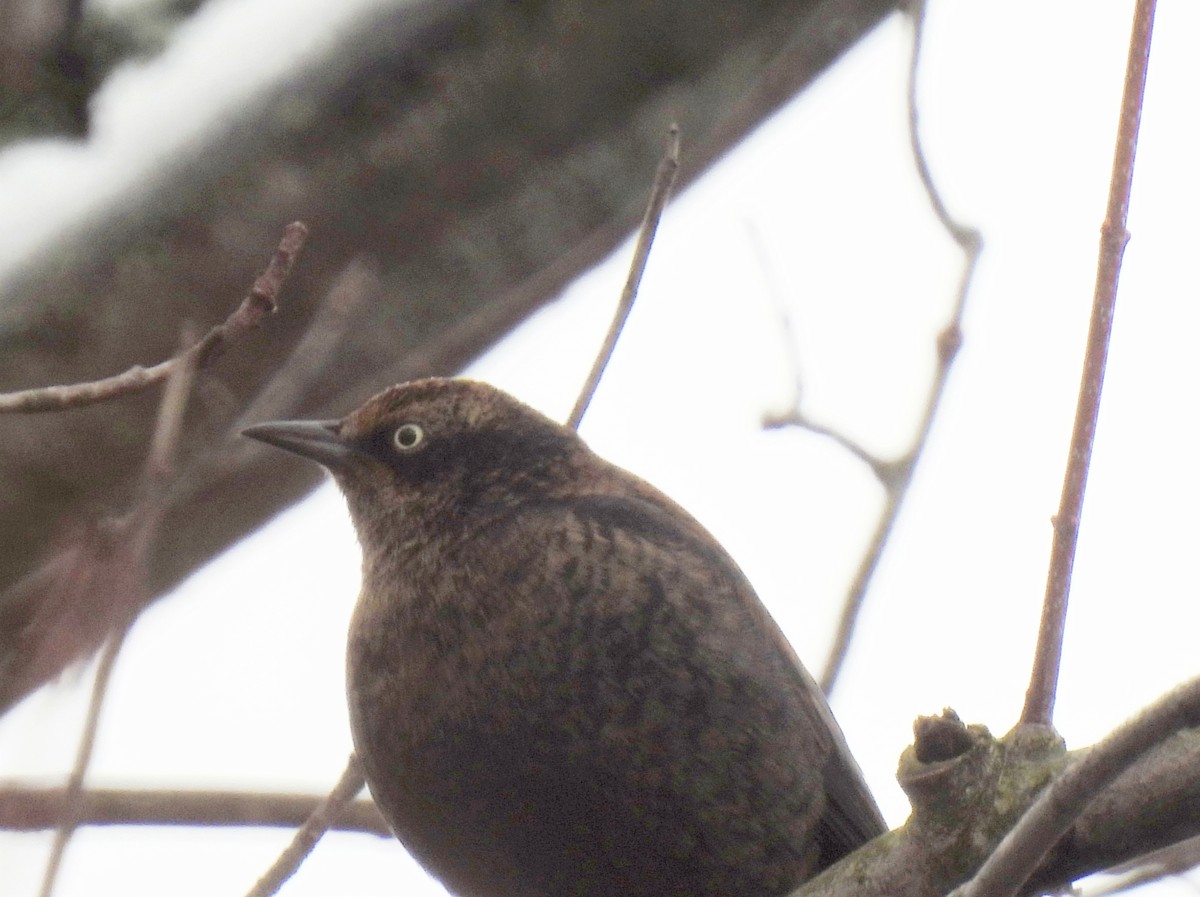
left=955, top=674, right=1200, bottom=897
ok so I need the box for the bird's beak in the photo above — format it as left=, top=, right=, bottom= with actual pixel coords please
left=241, top=419, right=355, bottom=471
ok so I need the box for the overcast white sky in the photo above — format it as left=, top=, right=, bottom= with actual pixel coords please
left=1, top=1, right=1198, bottom=895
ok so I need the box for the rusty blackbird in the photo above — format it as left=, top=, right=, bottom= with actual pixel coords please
left=242, top=378, right=884, bottom=897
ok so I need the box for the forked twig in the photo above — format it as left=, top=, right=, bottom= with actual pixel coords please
left=753, top=221, right=894, bottom=479
left=567, top=125, right=681, bottom=430
left=814, top=0, right=982, bottom=693
left=1021, top=0, right=1156, bottom=728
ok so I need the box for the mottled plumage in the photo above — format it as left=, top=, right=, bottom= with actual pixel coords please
left=243, top=378, right=883, bottom=897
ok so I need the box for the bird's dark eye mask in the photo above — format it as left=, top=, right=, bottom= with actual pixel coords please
left=356, top=423, right=573, bottom=490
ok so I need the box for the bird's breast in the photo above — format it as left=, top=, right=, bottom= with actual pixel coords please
left=344, top=531, right=830, bottom=897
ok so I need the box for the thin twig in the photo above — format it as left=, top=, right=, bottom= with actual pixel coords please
left=0, top=227, right=306, bottom=714
left=157, top=256, right=375, bottom=526
left=232, top=258, right=376, bottom=433
left=0, top=221, right=307, bottom=414
left=817, top=0, right=981, bottom=693
left=764, top=407, right=896, bottom=485
left=35, top=629, right=128, bottom=897
left=747, top=221, right=805, bottom=406
left=566, top=125, right=681, bottom=430
left=1021, top=0, right=1156, bottom=727
left=751, top=221, right=896, bottom=482
left=243, top=756, right=367, bottom=897
left=952, top=673, right=1200, bottom=897
left=143, top=323, right=203, bottom=489
left=36, top=326, right=200, bottom=897
left=209, top=257, right=377, bottom=480
left=0, top=787, right=389, bottom=835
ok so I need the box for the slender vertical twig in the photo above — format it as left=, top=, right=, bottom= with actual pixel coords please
left=36, top=629, right=129, bottom=897
left=567, top=125, right=681, bottom=430
left=1021, top=0, right=1157, bottom=727
left=36, top=326, right=201, bottom=897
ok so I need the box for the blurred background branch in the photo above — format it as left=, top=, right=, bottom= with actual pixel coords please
left=0, top=0, right=899, bottom=718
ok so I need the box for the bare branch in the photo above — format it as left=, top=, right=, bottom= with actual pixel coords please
left=789, top=715, right=1200, bottom=897
left=143, top=323, right=203, bottom=488
left=763, top=407, right=894, bottom=484
left=954, top=674, right=1200, bottom=897
left=567, top=125, right=681, bottom=430
left=1, top=720, right=1196, bottom=896
left=817, top=0, right=981, bottom=693
left=36, top=631, right=128, bottom=897
left=0, top=786, right=388, bottom=835
left=752, top=221, right=896, bottom=484
left=243, top=755, right=367, bottom=897
left=232, top=258, right=376, bottom=434
left=1022, top=0, right=1157, bottom=727
left=0, top=228, right=302, bottom=713
left=36, top=326, right=201, bottom=897
left=0, top=221, right=307, bottom=414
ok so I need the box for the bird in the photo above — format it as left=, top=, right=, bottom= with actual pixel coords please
left=242, top=377, right=884, bottom=897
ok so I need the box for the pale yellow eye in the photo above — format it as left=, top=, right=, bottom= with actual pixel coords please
left=392, top=423, right=425, bottom=452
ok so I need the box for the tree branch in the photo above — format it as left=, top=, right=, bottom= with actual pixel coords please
left=814, top=0, right=981, bottom=693
left=0, top=222, right=307, bottom=414
left=567, top=125, right=681, bottom=430
left=36, top=630, right=128, bottom=897
left=791, top=702, right=1200, bottom=896
left=956, top=674, right=1200, bottom=897
left=243, top=756, right=368, bottom=897
left=36, top=326, right=202, bottom=897
left=1021, top=0, right=1157, bottom=727
left=0, top=224, right=306, bottom=714
left=0, top=786, right=388, bottom=835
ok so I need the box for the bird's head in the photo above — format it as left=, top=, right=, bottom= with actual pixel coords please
left=242, top=378, right=588, bottom=538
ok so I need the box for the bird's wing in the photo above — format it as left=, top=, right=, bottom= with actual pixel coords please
left=486, top=490, right=886, bottom=860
